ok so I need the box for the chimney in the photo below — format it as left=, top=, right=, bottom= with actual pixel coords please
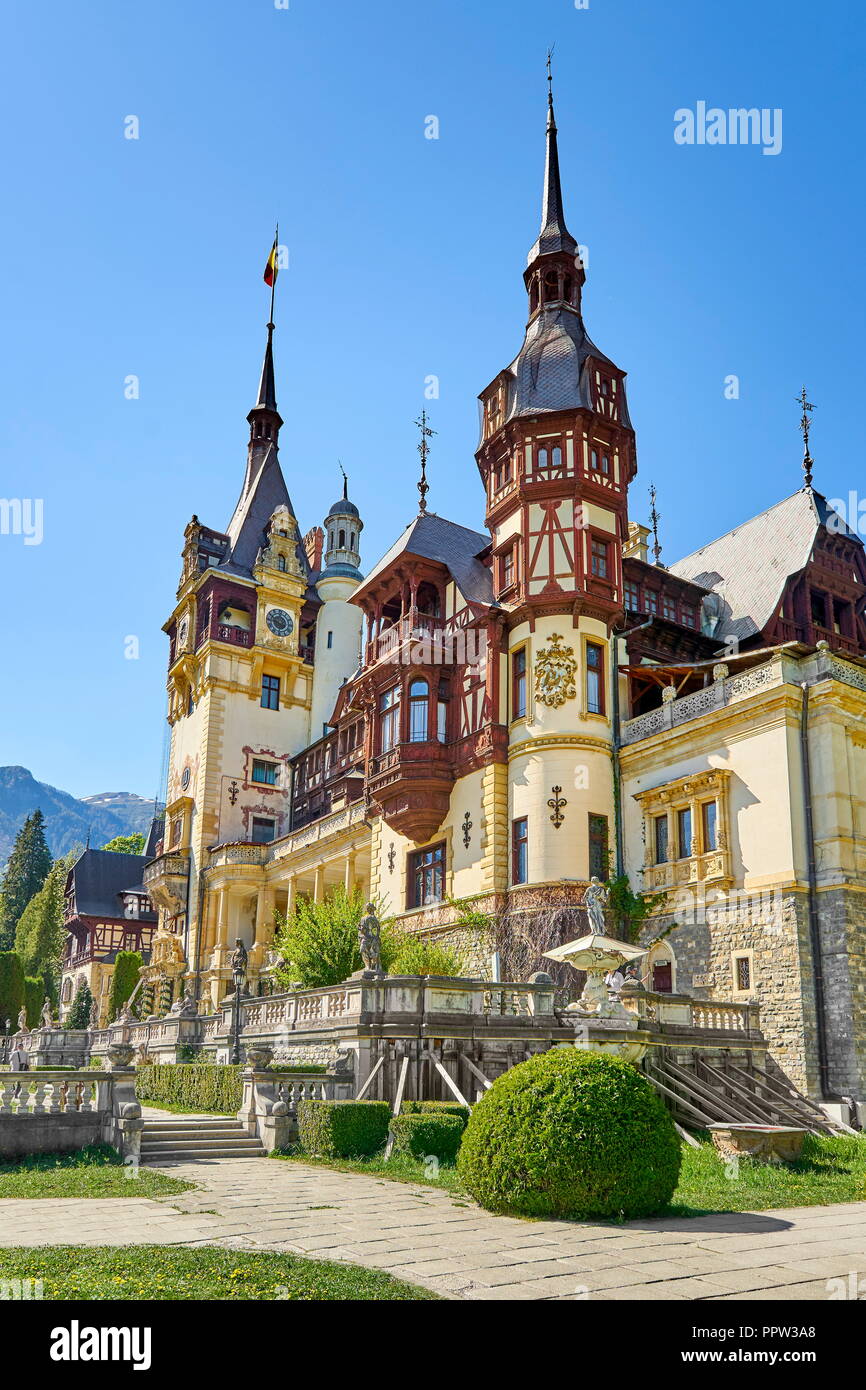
left=304, top=526, right=324, bottom=573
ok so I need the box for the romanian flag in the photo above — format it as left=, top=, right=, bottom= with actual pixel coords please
left=264, top=237, right=278, bottom=287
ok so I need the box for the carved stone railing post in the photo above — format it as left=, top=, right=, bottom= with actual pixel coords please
left=237, top=1044, right=291, bottom=1152
left=103, top=1042, right=143, bottom=1161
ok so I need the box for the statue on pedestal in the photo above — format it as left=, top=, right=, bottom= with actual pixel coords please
left=358, top=903, right=382, bottom=974
left=40, top=997, right=55, bottom=1029
left=16, top=1007, right=28, bottom=1034
left=581, top=877, right=609, bottom=936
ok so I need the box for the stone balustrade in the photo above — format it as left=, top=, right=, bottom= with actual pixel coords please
left=621, top=658, right=784, bottom=745
left=0, top=1047, right=143, bottom=1160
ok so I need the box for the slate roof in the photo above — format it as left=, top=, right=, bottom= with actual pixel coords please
left=668, top=488, right=859, bottom=642
left=68, top=849, right=157, bottom=920
left=501, top=308, right=631, bottom=426
left=354, top=512, right=494, bottom=608
left=221, top=443, right=309, bottom=580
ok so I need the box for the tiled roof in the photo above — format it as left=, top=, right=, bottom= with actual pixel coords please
left=668, top=488, right=859, bottom=641
left=67, top=849, right=157, bottom=920
left=221, top=444, right=308, bottom=579
left=355, top=512, right=494, bottom=607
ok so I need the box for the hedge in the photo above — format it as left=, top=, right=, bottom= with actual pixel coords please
left=23, top=977, right=44, bottom=1030
left=389, top=1113, right=465, bottom=1164
left=0, top=953, right=24, bottom=1031
left=400, top=1100, right=470, bottom=1128
left=298, top=1100, right=391, bottom=1158
left=457, top=1048, right=682, bottom=1221
left=135, top=1064, right=243, bottom=1114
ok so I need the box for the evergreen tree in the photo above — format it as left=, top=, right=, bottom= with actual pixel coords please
left=0, top=811, right=52, bottom=950
left=101, top=833, right=145, bottom=855
left=23, top=976, right=44, bottom=1029
left=67, top=979, right=94, bottom=1029
left=0, top=952, right=25, bottom=1031
left=107, top=950, right=142, bottom=1021
left=14, top=854, right=70, bottom=1000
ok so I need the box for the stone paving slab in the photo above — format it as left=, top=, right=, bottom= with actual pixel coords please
left=1, top=1155, right=865, bottom=1301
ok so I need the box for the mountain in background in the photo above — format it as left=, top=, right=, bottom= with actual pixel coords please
left=0, top=767, right=160, bottom=866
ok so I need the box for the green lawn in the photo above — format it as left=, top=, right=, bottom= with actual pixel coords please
left=278, top=1133, right=866, bottom=1216
left=0, top=1145, right=192, bottom=1199
left=274, top=1146, right=465, bottom=1194
left=671, top=1132, right=866, bottom=1214
left=0, top=1245, right=439, bottom=1300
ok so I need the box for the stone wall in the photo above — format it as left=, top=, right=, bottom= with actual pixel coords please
left=0, top=1112, right=102, bottom=1160
left=818, top=886, right=866, bottom=1098
left=640, top=884, right=866, bottom=1101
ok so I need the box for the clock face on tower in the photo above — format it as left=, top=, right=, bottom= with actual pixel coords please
left=266, top=608, right=293, bottom=637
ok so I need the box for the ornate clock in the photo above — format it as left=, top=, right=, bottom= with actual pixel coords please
left=266, top=608, right=294, bottom=637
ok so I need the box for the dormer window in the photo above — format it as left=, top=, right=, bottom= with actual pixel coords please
left=590, top=447, right=610, bottom=476
left=277, top=554, right=287, bottom=572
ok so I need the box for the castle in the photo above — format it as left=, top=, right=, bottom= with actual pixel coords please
left=62, top=83, right=866, bottom=1109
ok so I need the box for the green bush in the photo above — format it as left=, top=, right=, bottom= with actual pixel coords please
left=457, top=1049, right=681, bottom=1221
left=135, top=1063, right=243, bottom=1115
left=297, top=1100, right=391, bottom=1158
left=400, top=1100, right=470, bottom=1128
left=390, top=1113, right=465, bottom=1164
left=67, top=980, right=94, bottom=1029
left=23, top=976, right=44, bottom=1029
left=0, top=952, right=24, bottom=1030
left=107, top=950, right=142, bottom=1022
left=387, top=934, right=464, bottom=977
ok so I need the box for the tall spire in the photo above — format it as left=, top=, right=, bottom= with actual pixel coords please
left=254, top=320, right=278, bottom=414
left=527, top=52, right=578, bottom=265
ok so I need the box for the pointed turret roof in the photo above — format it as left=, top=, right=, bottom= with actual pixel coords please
left=526, top=89, right=578, bottom=265
left=253, top=321, right=279, bottom=414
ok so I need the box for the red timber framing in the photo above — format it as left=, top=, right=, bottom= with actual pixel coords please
left=766, top=533, right=866, bottom=656
left=311, top=553, right=508, bottom=843
left=476, top=398, right=634, bottom=635
left=63, top=915, right=156, bottom=970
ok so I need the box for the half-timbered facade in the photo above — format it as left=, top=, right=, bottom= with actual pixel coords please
left=118, top=82, right=866, bottom=1105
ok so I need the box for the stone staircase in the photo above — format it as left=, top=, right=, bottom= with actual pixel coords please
left=140, top=1116, right=267, bottom=1163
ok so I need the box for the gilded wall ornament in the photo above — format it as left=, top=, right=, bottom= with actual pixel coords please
left=534, top=633, right=577, bottom=708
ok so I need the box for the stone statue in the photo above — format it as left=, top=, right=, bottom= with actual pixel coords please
left=89, top=997, right=99, bottom=1029
left=169, top=983, right=198, bottom=1017
left=117, top=997, right=137, bottom=1024
left=357, top=903, right=382, bottom=974
left=581, top=877, right=609, bottom=936
left=230, top=938, right=248, bottom=987
left=40, top=997, right=54, bottom=1029
left=17, top=1007, right=28, bottom=1034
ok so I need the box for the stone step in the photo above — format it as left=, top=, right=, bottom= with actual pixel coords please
left=142, top=1136, right=263, bottom=1151
left=141, top=1147, right=267, bottom=1162
left=143, top=1124, right=243, bottom=1137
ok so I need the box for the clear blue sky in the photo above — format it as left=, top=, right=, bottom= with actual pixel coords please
left=1, top=0, right=863, bottom=799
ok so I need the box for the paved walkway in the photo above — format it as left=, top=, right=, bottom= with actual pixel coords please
left=2, top=1151, right=865, bottom=1300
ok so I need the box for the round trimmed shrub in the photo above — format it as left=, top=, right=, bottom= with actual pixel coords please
left=457, top=1048, right=681, bottom=1220
left=390, top=1113, right=465, bottom=1164
left=400, top=1100, right=470, bottom=1128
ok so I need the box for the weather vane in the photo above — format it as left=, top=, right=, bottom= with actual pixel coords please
left=649, top=482, right=663, bottom=566
left=546, top=45, right=555, bottom=105
left=797, top=386, right=815, bottom=488
left=338, top=460, right=348, bottom=499
left=414, top=410, right=436, bottom=514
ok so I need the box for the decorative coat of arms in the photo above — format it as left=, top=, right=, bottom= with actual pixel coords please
left=534, top=633, right=577, bottom=708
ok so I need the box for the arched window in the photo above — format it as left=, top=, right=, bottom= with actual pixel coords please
left=542, top=270, right=558, bottom=302
left=277, top=554, right=287, bottom=572
left=350, top=532, right=355, bottom=549
left=551, top=445, right=562, bottom=470
left=537, top=446, right=549, bottom=471
left=339, top=529, right=346, bottom=548
left=409, top=679, right=429, bottom=742
left=380, top=687, right=400, bottom=753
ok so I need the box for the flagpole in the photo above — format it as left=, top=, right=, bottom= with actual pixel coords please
left=269, top=222, right=278, bottom=326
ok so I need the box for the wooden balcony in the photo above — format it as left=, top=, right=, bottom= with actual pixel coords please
left=367, top=738, right=453, bottom=842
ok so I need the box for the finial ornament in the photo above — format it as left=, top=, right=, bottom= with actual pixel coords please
left=546, top=44, right=555, bottom=106
left=649, top=483, right=663, bottom=566
left=797, top=386, right=815, bottom=488
left=414, top=410, right=436, bottom=514
left=339, top=461, right=348, bottom=499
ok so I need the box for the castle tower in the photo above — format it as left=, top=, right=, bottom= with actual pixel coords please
left=475, top=73, right=637, bottom=890
left=146, top=317, right=317, bottom=1008
left=309, top=476, right=364, bottom=738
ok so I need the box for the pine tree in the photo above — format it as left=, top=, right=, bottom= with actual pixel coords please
left=14, top=856, right=69, bottom=999
left=67, top=980, right=94, bottom=1029
left=0, top=811, right=52, bottom=950
left=107, top=950, right=142, bottom=1021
